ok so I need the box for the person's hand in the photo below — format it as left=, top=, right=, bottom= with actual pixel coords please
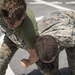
left=21, top=49, right=39, bottom=68
left=21, top=59, right=30, bottom=68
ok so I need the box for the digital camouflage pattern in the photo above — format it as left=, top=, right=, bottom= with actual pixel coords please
left=0, top=18, right=26, bottom=49
left=38, top=10, right=75, bottom=48
left=0, top=19, right=26, bottom=75
left=0, top=18, right=25, bottom=75
left=0, top=6, right=38, bottom=75
left=37, top=10, right=75, bottom=75
left=0, top=35, right=18, bottom=75
left=1, top=10, right=75, bottom=75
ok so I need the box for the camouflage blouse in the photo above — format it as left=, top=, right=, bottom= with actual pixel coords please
left=38, top=10, right=75, bottom=48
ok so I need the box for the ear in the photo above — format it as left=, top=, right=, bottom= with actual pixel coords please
left=22, top=13, right=26, bottom=19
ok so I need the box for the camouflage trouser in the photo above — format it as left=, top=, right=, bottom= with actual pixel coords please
left=0, top=35, right=18, bottom=75
left=66, top=47, right=75, bottom=75
left=36, top=57, right=61, bottom=75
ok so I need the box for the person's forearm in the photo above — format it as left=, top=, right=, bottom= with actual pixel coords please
left=28, top=48, right=39, bottom=64
left=21, top=56, right=39, bottom=68
left=21, top=48, right=39, bottom=68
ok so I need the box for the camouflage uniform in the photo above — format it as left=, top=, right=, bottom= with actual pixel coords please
left=0, top=7, right=39, bottom=75
left=37, top=10, right=75, bottom=75
left=0, top=35, right=18, bottom=75
left=0, top=19, right=26, bottom=75
left=0, top=10, right=75, bottom=75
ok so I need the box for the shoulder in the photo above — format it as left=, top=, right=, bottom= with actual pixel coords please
left=25, top=7, right=36, bottom=23
left=26, top=7, right=35, bottom=17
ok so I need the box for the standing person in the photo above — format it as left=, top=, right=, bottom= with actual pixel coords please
left=22, top=10, right=75, bottom=75
left=0, top=0, right=39, bottom=75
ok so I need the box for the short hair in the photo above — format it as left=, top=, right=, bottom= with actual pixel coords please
left=1, top=0, right=26, bottom=24
left=35, top=35, right=59, bottom=63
